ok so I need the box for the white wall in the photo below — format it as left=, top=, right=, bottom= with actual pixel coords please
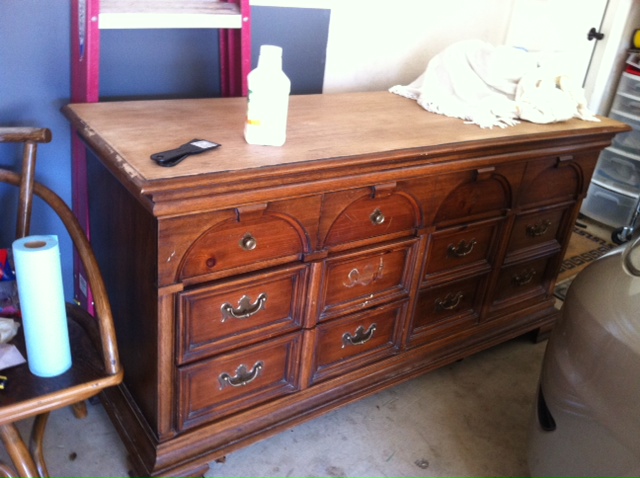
left=322, top=0, right=514, bottom=93
left=251, top=0, right=637, bottom=113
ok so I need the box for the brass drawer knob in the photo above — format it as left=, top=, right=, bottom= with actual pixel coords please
left=218, top=361, right=264, bottom=389
left=239, top=234, right=257, bottom=251
left=370, top=209, right=385, bottom=225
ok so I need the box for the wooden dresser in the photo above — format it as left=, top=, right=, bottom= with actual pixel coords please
left=63, top=92, right=628, bottom=477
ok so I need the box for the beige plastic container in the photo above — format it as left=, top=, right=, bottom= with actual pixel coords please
left=528, top=234, right=640, bottom=476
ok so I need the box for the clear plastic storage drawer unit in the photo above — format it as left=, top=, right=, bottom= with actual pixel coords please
left=610, top=111, right=640, bottom=153
left=582, top=181, right=639, bottom=228
left=591, top=147, right=640, bottom=194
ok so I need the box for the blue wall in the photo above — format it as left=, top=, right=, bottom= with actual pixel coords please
left=0, top=2, right=329, bottom=301
left=0, top=3, right=74, bottom=298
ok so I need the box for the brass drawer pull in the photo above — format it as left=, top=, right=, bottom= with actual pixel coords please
left=526, top=220, right=552, bottom=237
left=219, top=361, right=264, bottom=389
left=239, top=233, right=257, bottom=251
left=448, top=238, right=477, bottom=258
left=221, top=293, right=268, bottom=321
left=370, top=209, right=385, bottom=225
left=512, top=268, right=536, bottom=287
left=435, top=291, right=464, bottom=311
left=342, top=324, right=377, bottom=348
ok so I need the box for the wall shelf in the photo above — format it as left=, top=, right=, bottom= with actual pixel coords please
left=99, top=0, right=244, bottom=29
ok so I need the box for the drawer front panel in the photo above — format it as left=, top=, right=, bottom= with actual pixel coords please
left=423, top=219, right=500, bottom=279
left=319, top=240, right=416, bottom=320
left=312, top=302, right=405, bottom=383
left=177, top=333, right=302, bottom=431
left=179, top=214, right=305, bottom=283
left=178, top=265, right=308, bottom=363
left=506, top=207, right=569, bottom=255
left=429, top=166, right=516, bottom=225
left=409, top=274, right=487, bottom=344
left=518, top=154, right=594, bottom=207
left=491, top=255, right=557, bottom=308
left=323, top=192, right=418, bottom=248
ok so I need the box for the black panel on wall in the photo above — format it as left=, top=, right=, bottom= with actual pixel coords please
left=252, top=7, right=330, bottom=95
left=100, top=29, right=221, bottom=100
left=98, top=6, right=330, bottom=100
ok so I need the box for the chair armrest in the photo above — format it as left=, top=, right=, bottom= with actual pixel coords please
left=0, top=128, right=51, bottom=144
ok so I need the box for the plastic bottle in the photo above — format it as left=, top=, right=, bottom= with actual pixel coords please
left=244, top=45, right=291, bottom=146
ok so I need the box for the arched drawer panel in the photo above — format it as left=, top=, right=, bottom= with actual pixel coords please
left=179, top=213, right=307, bottom=283
left=433, top=169, right=513, bottom=225
left=518, top=154, right=595, bottom=207
left=322, top=192, right=419, bottom=248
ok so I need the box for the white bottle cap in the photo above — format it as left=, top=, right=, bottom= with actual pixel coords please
left=260, top=45, right=282, bottom=58
left=257, top=45, right=283, bottom=69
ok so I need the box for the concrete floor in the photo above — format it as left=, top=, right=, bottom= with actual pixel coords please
left=2, top=334, right=548, bottom=477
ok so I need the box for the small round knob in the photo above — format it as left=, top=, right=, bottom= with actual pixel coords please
left=370, top=209, right=385, bottom=225
left=240, top=234, right=257, bottom=251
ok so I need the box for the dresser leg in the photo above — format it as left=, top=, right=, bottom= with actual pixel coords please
left=532, top=323, right=553, bottom=343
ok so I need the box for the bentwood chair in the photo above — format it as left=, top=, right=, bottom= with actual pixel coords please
left=0, top=127, right=123, bottom=477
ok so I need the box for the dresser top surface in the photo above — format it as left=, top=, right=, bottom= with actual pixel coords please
left=64, top=91, right=628, bottom=187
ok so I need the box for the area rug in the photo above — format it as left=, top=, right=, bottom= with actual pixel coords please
left=554, top=226, right=615, bottom=301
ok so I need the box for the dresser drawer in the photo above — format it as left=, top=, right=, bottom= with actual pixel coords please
left=506, top=206, right=570, bottom=257
left=518, top=154, right=595, bottom=208
left=311, top=301, right=405, bottom=384
left=177, top=265, right=308, bottom=364
left=409, top=273, right=487, bottom=345
left=490, top=255, right=558, bottom=310
left=423, top=219, right=501, bottom=281
left=426, top=165, right=519, bottom=226
left=317, top=239, right=417, bottom=321
left=177, top=333, right=303, bottom=431
left=178, top=212, right=306, bottom=284
left=321, top=189, right=419, bottom=249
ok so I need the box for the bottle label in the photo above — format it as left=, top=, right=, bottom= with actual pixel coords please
left=244, top=79, right=290, bottom=146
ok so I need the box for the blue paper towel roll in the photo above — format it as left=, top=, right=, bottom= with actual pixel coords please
left=12, top=235, right=71, bottom=377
